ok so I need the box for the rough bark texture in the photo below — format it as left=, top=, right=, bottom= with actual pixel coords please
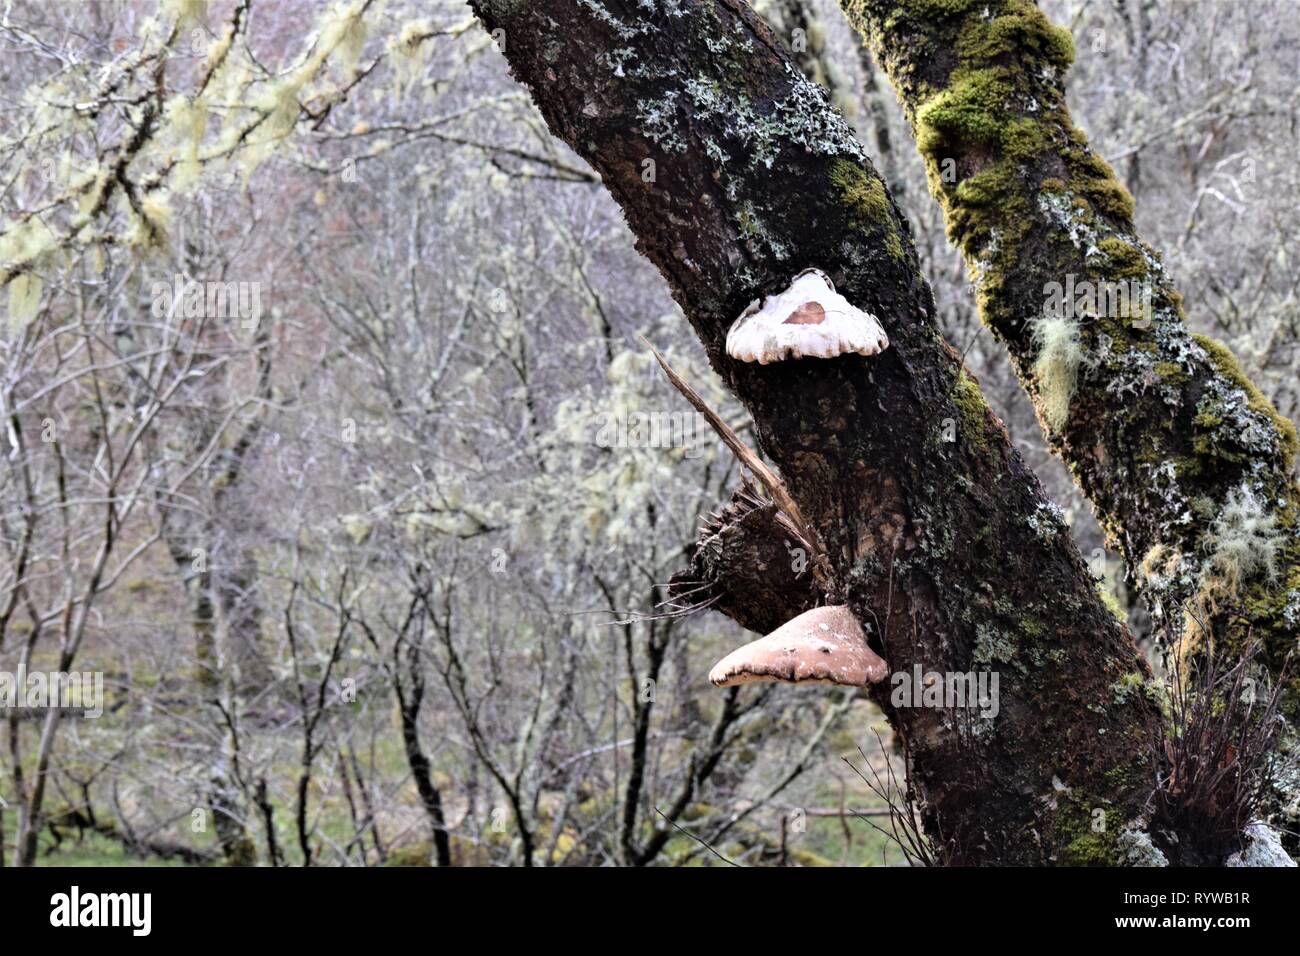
left=471, top=0, right=1163, bottom=864
left=841, top=0, right=1300, bottom=712
left=757, top=0, right=904, bottom=195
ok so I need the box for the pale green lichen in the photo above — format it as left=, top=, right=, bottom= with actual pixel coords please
left=1224, top=823, right=1297, bottom=867
left=1031, top=315, right=1086, bottom=431
left=1117, top=828, right=1169, bottom=866
left=1203, top=485, right=1283, bottom=595
left=675, top=65, right=865, bottom=177
left=1026, top=499, right=1067, bottom=544
left=1111, top=672, right=1145, bottom=705
left=972, top=623, right=1017, bottom=667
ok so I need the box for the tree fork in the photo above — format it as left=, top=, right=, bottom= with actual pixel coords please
left=470, top=0, right=1164, bottom=863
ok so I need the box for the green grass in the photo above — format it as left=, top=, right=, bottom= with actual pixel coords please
left=34, top=830, right=200, bottom=867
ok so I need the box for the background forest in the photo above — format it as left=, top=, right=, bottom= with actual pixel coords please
left=1, top=0, right=1297, bottom=866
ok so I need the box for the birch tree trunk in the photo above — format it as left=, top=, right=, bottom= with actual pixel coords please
left=839, top=0, right=1300, bottom=711
left=470, top=0, right=1165, bottom=864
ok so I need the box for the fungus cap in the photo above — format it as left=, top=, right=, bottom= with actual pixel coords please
left=725, top=269, right=889, bottom=365
left=708, top=605, right=889, bottom=687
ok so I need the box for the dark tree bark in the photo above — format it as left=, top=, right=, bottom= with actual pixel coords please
left=757, top=0, right=903, bottom=196
left=471, top=0, right=1164, bottom=864
left=840, top=0, right=1300, bottom=711
left=396, top=641, right=453, bottom=867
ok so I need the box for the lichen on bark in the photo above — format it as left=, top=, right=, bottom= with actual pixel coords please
left=841, top=0, right=1300, bottom=716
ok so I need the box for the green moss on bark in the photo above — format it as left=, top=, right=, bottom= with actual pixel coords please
left=954, top=6, right=1074, bottom=68
left=950, top=368, right=995, bottom=453
left=830, top=160, right=905, bottom=259
left=1098, top=236, right=1148, bottom=279
left=846, top=0, right=1300, bottom=674
left=1048, top=790, right=1125, bottom=865
left=1069, top=155, right=1136, bottom=221
left=1060, top=829, right=1121, bottom=865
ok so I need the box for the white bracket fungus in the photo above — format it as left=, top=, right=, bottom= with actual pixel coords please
left=709, top=605, right=889, bottom=687
left=725, top=268, right=889, bottom=365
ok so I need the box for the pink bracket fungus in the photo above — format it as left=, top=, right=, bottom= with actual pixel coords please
left=725, top=268, right=889, bottom=365
left=708, top=605, right=889, bottom=687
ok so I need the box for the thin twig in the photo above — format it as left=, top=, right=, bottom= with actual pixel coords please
left=653, top=806, right=739, bottom=867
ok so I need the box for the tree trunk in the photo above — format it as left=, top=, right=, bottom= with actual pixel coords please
left=470, top=0, right=1164, bottom=864
left=839, top=0, right=1300, bottom=711
left=163, top=536, right=257, bottom=866
left=397, top=661, right=453, bottom=867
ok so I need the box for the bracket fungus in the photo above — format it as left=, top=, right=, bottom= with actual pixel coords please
left=709, top=605, right=889, bottom=687
left=725, top=268, right=889, bottom=365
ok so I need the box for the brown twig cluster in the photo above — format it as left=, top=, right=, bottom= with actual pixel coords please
left=1147, top=614, right=1292, bottom=863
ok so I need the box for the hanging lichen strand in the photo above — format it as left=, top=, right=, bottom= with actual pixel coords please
left=841, top=0, right=1300, bottom=710
left=0, top=0, right=449, bottom=319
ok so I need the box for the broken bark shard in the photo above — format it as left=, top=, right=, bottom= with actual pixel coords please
left=668, top=482, right=820, bottom=634
left=709, top=605, right=888, bottom=687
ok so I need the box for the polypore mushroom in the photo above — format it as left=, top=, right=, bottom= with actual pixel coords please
left=709, top=605, right=889, bottom=687
left=725, top=268, right=889, bottom=365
